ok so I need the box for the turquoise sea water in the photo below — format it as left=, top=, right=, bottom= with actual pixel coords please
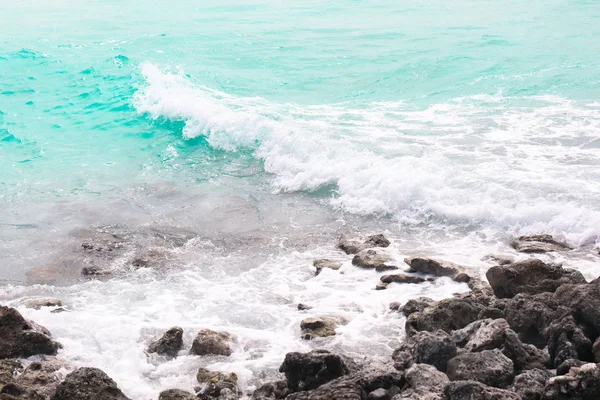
left=2, top=1, right=600, bottom=398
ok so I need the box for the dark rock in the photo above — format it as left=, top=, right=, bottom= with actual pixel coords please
left=404, top=257, right=462, bottom=278
left=405, top=296, right=484, bottom=336
left=502, top=329, right=550, bottom=371
left=285, top=378, right=364, bottom=400
left=81, top=266, right=111, bottom=276
left=158, top=389, right=197, bottom=400
left=300, top=316, right=346, bottom=340
left=546, top=315, right=593, bottom=368
left=511, top=369, right=552, bottom=400
left=553, top=281, right=600, bottom=334
left=0, top=306, right=62, bottom=359
left=50, top=367, right=130, bottom=400
left=313, top=259, right=342, bottom=275
left=50, top=308, right=67, bottom=314
left=338, top=234, right=390, bottom=255
left=196, top=368, right=238, bottom=398
left=217, top=388, right=238, bottom=400
left=399, top=297, right=436, bottom=317
left=389, top=302, right=402, bottom=312
left=397, top=363, right=449, bottom=400
left=393, top=330, right=457, bottom=372
left=380, top=275, right=426, bottom=285
left=297, top=304, right=312, bottom=311
left=279, top=350, right=355, bottom=393
left=444, top=380, right=521, bottom=400
left=148, top=327, right=183, bottom=357
left=478, top=307, right=505, bottom=320
left=351, top=362, right=404, bottom=394
left=352, top=250, right=396, bottom=271
left=190, top=329, right=233, bottom=356
left=446, top=349, right=514, bottom=388
left=593, top=337, right=600, bottom=362
left=252, top=380, right=288, bottom=399
left=130, top=249, right=169, bottom=269
left=542, top=363, right=600, bottom=399
left=504, top=293, right=561, bottom=347
left=486, top=259, right=585, bottom=298
left=24, top=299, right=63, bottom=310
left=511, top=234, right=570, bottom=253
left=0, top=382, right=46, bottom=400
left=556, top=359, right=585, bottom=375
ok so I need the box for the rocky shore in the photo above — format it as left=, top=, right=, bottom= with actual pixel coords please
left=2, top=233, right=600, bottom=399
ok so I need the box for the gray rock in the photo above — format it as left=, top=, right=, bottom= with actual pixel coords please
left=406, top=296, right=484, bottom=336
left=395, top=363, right=449, bottom=400
left=279, top=350, right=355, bottom=393
left=511, top=369, right=552, bottom=400
left=0, top=306, right=62, bottom=359
left=444, top=380, right=521, bottom=400
left=300, top=316, right=346, bottom=340
left=380, top=274, right=426, bottom=285
left=511, top=234, right=570, bottom=253
left=15, top=356, right=68, bottom=398
left=50, top=367, right=130, bottom=400
left=190, top=329, right=234, bottom=356
left=0, top=359, right=24, bottom=386
left=463, top=319, right=510, bottom=352
left=313, top=259, right=342, bottom=275
left=393, top=330, right=457, bottom=372
left=24, top=299, right=63, bottom=310
left=338, top=234, right=390, bottom=255
left=399, top=297, right=437, bottom=317
left=404, top=257, right=463, bottom=278
left=553, top=281, right=600, bottom=335
left=504, top=293, right=560, bottom=347
left=352, top=250, right=397, bottom=271
left=502, top=329, right=550, bottom=371
left=286, top=378, right=364, bottom=400
left=375, top=283, right=389, bottom=290
left=542, top=363, right=600, bottom=399
left=148, top=327, right=183, bottom=357
left=158, top=389, right=197, bottom=400
left=297, top=303, right=312, bottom=311
left=446, top=349, right=515, bottom=388
left=486, top=259, right=585, bottom=298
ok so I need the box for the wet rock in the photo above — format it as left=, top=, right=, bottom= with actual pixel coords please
left=482, top=254, right=515, bottom=266
left=398, top=297, right=437, bottom=317
left=24, top=299, right=63, bottom=310
left=511, top=234, right=570, bottom=253
left=396, top=363, right=449, bottom=400
left=405, top=296, right=484, bottom=336
left=279, top=350, right=355, bottom=393
left=352, top=250, right=397, bottom=271
left=81, top=266, right=112, bottom=276
left=190, top=329, right=234, bottom=357
left=297, top=303, right=312, bottom=311
left=148, top=327, right=183, bottom=358
left=511, top=369, right=552, bottom=400
left=380, top=274, right=426, bottom=285
left=404, top=257, right=463, bottom=279
left=546, top=315, right=593, bottom=367
left=0, top=306, right=62, bottom=359
left=486, top=259, right=585, bottom=298
left=300, top=316, right=346, bottom=340
left=50, top=367, right=130, bottom=400
left=338, top=234, right=390, bottom=255
left=130, top=248, right=170, bottom=269
left=446, top=349, right=514, bottom=388
left=375, top=283, right=388, bottom=290
left=252, top=380, right=288, bottom=399
left=16, top=356, right=68, bottom=398
left=25, top=265, right=66, bottom=286
left=0, top=359, right=23, bottom=386
left=444, top=380, right=521, bottom=400
left=313, top=259, right=342, bottom=276
left=393, top=330, right=457, bottom=372
left=158, top=389, right=197, bottom=400
left=542, top=363, right=600, bottom=399
left=0, top=382, right=46, bottom=400
left=285, top=378, right=364, bottom=400
left=196, top=368, right=238, bottom=398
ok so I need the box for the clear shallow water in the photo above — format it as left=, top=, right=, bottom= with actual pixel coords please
left=2, top=0, right=600, bottom=398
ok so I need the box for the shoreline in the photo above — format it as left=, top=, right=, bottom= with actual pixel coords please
left=1, top=233, right=600, bottom=399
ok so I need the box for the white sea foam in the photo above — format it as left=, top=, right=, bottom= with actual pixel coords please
left=136, top=63, right=600, bottom=247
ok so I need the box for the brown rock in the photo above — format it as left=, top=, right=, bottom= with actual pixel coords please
left=190, top=329, right=234, bottom=357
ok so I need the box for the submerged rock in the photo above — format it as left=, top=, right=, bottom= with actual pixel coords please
left=444, top=380, right=521, bottom=400
left=446, top=349, right=515, bottom=388
left=338, top=234, right=390, bottom=255
left=0, top=306, right=62, bottom=359
left=352, top=250, right=397, bottom=271
left=511, top=234, right=571, bottom=253
left=404, top=257, right=463, bottom=279
left=148, top=327, right=183, bottom=358
left=50, top=367, right=130, bottom=400
left=300, top=316, right=346, bottom=340
left=190, top=329, right=234, bottom=357
left=24, top=299, right=63, bottom=310
left=158, top=389, right=197, bottom=400
left=486, top=259, right=585, bottom=298
left=279, top=350, right=355, bottom=393
left=380, top=274, right=426, bottom=285
left=313, top=259, right=342, bottom=276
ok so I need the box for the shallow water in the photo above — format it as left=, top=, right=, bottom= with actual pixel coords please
left=2, top=0, right=600, bottom=398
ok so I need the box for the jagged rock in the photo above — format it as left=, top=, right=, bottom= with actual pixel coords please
left=444, top=380, right=521, bottom=400
left=393, top=330, right=457, bottom=372
left=279, top=350, right=355, bottom=393
left=158, top=389, right=197, bottom=400
left=285, top=378, right=364, bottom=400
left=338, top=234, right=390, bottom=255
left=405, top=296, right=484, bottom=336
left=190, top=329, right=233, bottom=356
left=148, top=327, right=183, bottom=357
left=0, top=359, right=23, bottom=386
left=352, top=250, right=397, bottom=271
left=24, top=299, right=63, bottom=310
left=15, top=356, right=67, bottom=398
left=502, top=329, right=550, bottom=371
left=395, top=363, right=449, bottom=400
left=446, top=349, right=514, bottom=388
left=380, top=275, right=426, bottom=285
left=452, top=320, right=490, bottom=348
left=0, top=382, right=46, bottom=400
left=313, top=259, right=342, bottom=276
left=504, top=293, right=561, bottom=347
left=556, top=359, right=585, bottom=375
left=300, top=316, right=346, bottom=340
left=252, top=380, right=288, bottom=399
left=0, top=306, right=62, bottom=359
left=553, top=281, right=600, bottom=334
left=375, top=283, right=388, bottom=290
left=542, top=363, right=600, bottom=399
left=398, top=297, right=437, bottom=317
left=511, top=235, right=570, bottom=253
left=478, top=307, right=505, bottom=320
left=463, top=319, right=510, bottom=352
left=404, top=257, right=463, bottom=278
left=486, top=259, right=585, bottom=298
left=50, top=367, right=130, bottom=400
left=546, top=315, right=593, bottom=368
left=297, top=304, right=312, bottom=311
left=511, top=369, right=552, bottom=400
left=196, top=368, right=238, bottom=398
